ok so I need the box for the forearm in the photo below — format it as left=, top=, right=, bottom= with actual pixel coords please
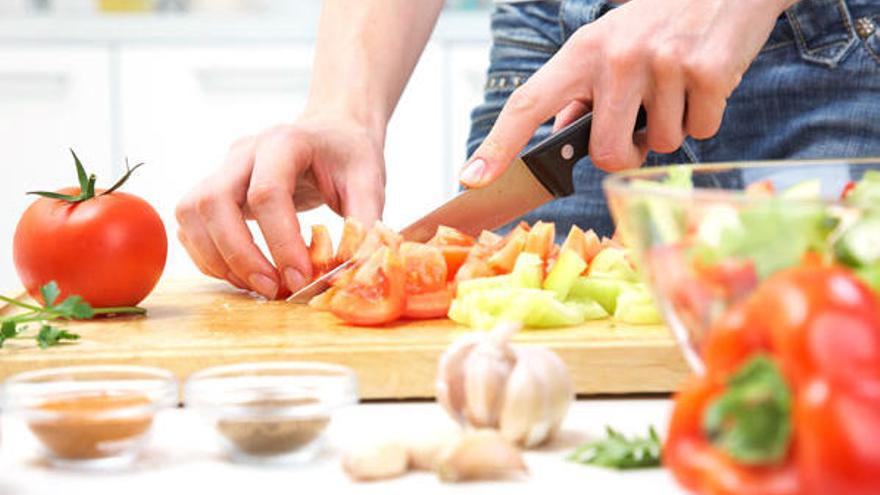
left=305, top=0, right=444, bottom=138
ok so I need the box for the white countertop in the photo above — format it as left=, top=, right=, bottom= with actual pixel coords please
left=0, top=398, right=685, bottom=495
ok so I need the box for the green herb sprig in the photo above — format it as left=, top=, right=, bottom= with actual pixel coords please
left=568, top=426, right=662, bottom=470
left=0, top=281, right=145, bottom=349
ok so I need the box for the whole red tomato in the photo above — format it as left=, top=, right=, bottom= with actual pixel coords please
left=13, top=152, right=166, bottom=308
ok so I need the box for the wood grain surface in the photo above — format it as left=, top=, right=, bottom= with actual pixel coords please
left=0, top=278, right=690, bottom=399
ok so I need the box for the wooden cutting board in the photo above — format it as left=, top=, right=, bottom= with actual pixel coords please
left=0, top=278, right=690, bottom=399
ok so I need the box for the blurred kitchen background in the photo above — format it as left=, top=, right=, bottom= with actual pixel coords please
left=0, top=0, right=493, bottom=292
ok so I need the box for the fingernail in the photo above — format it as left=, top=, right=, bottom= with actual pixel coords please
left=227, top=272, right=247, bottom=289
left=284, top=267, right=306, bottom=291
left=249, top=273, right=278, bottom=299
left=460, top=158, right=485, bottom=185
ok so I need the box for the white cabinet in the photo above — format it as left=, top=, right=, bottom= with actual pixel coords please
left=0, top=47, right=113, bottom=293
left=119, top=43, right=447, bottom=278
left=118, top=45, right=316, bottom=278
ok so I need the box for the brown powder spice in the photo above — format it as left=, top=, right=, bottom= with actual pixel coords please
left=27, top=392, right=154, bottom=460
left=216, top=398, right=330, bottom=456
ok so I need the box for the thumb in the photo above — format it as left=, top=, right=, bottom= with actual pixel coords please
left=341, top=176, right=384, bottom=228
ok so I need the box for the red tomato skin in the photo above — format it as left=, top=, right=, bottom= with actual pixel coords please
left=13, top=188, right=167, bottom=308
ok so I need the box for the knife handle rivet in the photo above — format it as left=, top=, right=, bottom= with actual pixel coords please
left=561, top=143, right=574, bottom=160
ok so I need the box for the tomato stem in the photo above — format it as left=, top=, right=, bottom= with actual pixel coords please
left=25, top=149, right=144, bottom=204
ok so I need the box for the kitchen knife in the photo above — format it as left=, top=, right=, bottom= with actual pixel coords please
left=288, top=109, right=648, bottom=303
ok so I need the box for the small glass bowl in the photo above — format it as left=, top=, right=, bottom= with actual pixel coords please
left=2, top=365, right=178, bottom=469
left=185, top=361, right=359, bottom=465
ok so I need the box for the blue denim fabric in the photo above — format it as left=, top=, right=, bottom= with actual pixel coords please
left=466, top=0, right=880, bottom=239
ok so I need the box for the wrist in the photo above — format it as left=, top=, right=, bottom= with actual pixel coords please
left=302, top=97, right=389, bottom=145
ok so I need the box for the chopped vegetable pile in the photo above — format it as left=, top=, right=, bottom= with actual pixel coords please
left=305, top=219, right=661, bottom=328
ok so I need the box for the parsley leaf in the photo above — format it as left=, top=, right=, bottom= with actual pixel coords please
left=0, top=320, right=20, bottom=347
left=36, top=325, right=80, bottom=349
left=51, top=295, right=95, bottom=320
left=1, top=280, right=142, bottom=350
left=40, top=281, right=60, bottom=307
left=568, top=426, right=662, bottom=470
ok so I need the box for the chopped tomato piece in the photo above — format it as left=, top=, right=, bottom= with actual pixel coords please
left=524, top=221, right=555, bottom=260
left=477, top=230, right=503, bottom=247
left=404, top=286, right=453, bottom=319
left=336, top=217, right=366, bottom=264
left=329, top=246, right=405, bottom=326
left=428, top=226, right=475, bottom=247
left=439, top=245, right=470, bottom=280
left=745, top=179, right=775, bottom=197
left=840, top=181, right=857, bottom=200
left=353, top=221, right=403, bottom=262
left=400, top=242, right=447, bottom=294
left=308, top=287, right=337, bottom=311
left=308, top=225, right=337, bottom=277
left=488, top=225, right=528, bottom=273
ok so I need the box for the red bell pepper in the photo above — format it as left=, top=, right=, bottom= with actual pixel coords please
left=664, top=266, right=880, bottom=495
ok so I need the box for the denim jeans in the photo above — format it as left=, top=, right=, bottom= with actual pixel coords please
left=466, top=0, right=880, bottom=238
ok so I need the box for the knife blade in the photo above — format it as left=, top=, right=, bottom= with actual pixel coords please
left=287, top=109, right=648, bottom=303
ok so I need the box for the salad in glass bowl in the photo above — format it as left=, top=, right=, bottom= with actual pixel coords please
left=605, top=159, right=880, bottom=373
left=604, top=159, right=880, bottom=495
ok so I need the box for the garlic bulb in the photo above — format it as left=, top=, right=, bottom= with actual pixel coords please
left=436, top=322, right=573, bottom=448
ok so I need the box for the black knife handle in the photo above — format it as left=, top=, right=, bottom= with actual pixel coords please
left=520, top=108, right=648, bottom=197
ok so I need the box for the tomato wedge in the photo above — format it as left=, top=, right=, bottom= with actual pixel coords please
left=354, top=222, right=402, bottom=262
left=405, top=286, right=454, bottom=319
left=427, top=226, right=474, bottom=280
left=428, top=226, right=475, bottom=248
left=336, top=217, right=366, bottom=264
left=488, top=224, right=528, bottom=274
left=329, top=246, right=405, bottom=326
left=399, top=242, right=452, bottom=319
left=401, top=242, right=447, bottom=293
left=524, top=221, right=555, bottom=260
left=308, top=225, right=337, bottom=277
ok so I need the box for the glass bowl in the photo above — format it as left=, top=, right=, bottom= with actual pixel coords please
left=604, top=159, right=880, bottom=374
left=2, top=365, right=178, bottom=469
left=184, top=361, right=359, bottom=464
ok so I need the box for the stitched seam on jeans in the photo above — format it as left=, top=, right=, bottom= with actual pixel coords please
left=760, top=40, right=796, bottom=53
left=471, top=111, right=501, bottom=126
left=493, top=34, right=559, bottom=54
left=680, top=140, right=699, bottom=164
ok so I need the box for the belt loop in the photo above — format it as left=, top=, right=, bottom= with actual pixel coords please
left=785, top=0, right=858, bottom=67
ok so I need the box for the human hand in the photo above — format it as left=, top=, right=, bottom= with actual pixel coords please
left=175, top=116, right=386, bottom=299
left=460, top=0, right=794, bottom=186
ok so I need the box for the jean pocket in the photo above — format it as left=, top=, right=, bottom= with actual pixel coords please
left=857, top=15, right=880, bottom=66
left=490, top=2, right=562, bottom=55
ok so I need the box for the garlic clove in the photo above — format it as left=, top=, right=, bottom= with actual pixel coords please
left=463, top=338, right=516, bottom=427
left=499, top=347, right=550, bottom=447
left=436, top=336, right=480, bottom=422
left=500, top=347, right=573, bottom=448
left=435, top=429, right=527, bottom=483
left=541, top=346, right=574, bottom=440
left=342, top=440, right=409, bottom=482
left=406, top=430, right=455, bottom=471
